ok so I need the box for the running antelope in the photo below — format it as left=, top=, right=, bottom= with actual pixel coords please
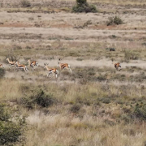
left=28, top=60, right=38, bottom=69
left=58, top=61, right=72, bottom=73
left=114, top=63, right=121, bottom=71
left=112, top=59, right=121, bottom=71
left=0, top=64, right=4, bottom=68
left=6, top=58, right=16, bottom=66
left=44, top=63, right=59, bottom=79
left=15, top=61, right=28, bottom=72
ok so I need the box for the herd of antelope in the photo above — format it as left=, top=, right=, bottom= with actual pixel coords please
left=0, top=58, right=121, bottom=79
left=0, top=58, right=73, bottom=79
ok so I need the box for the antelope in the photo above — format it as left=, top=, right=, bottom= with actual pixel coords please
left=28, top=59, right=38, bottom=69
left=112, top=59, right=121, bottom=71
left=0, top=64, right=4, bottom=68
left=15, top=61, right=28, bottom=72
left=44, top=63, right=59, bottom=79
left=6, top=58, right=16, bottom=66
left=114, top=63, right=121, bottom=71
left=58, top=61, right=72, bottom=73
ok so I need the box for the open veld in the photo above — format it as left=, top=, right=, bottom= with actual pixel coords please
left=0, top=0, right=146, bottom=145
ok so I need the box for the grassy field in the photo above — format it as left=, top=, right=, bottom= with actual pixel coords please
left=0, top=0, right=146, bottom=146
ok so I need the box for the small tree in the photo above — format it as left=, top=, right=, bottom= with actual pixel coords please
left=72, top=0, right=97, bottom=13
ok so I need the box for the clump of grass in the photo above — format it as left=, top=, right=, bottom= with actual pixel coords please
left=0, top=68, right=5, bottom=79
left=74, top=67, right=96, bottom=80
left=97, top=73, right=107, bottom=82
left=13, top=45, right=22, bottom=50
left=76, top=58, right=83, bottom=61
left=124, top=51, right=139, bottom=61
left=107, top=16, right=123, bottom=26
left=82, top=20, right=92, bottom=28
left=20, top=0, right=31, bottom=7
left=69, top=104, right=81, bottom=114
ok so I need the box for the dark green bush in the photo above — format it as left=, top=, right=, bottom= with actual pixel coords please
left=72, top=0, right=97, bottom=13
left=134, top=104, right=146, bottom=120
left=107, top=16, right=123, bottom=26
left=0, top=68, right=5, bottom=79
left=35, top=90, right=55, bottom=107
left=0, top=104, right=9, bottom=121
left=21, top=89, right=57, bottom=109
left=0, top=104, right=23, bottom=145
left=0, top=122, right=21, bottom=145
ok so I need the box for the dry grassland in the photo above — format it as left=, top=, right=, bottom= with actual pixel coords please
left=0, top=0, right=146, bottom=146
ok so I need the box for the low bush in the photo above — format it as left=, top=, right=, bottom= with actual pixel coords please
left=107, top=16, right=123, bottom=26
left=134, top=103, right=146, bottom=120
left=21, top=89, right=57, bottom=109
left=70, top=104, right=81, bottom=114
left=35, top=90, right=55, bottom=107
left=20, top=0, right=31, bottom=7
left=97, top=73, right=107, bottom=81
left=0, top=104, right=23, bottom=145
left=124, top=51, right=139, bottom=61
left=0, top=122, right=21, bottom=145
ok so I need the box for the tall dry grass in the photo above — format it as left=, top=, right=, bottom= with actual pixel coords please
left=24, top=111, right=146, bottom=146
left=1, top=71, right=146, bottom=145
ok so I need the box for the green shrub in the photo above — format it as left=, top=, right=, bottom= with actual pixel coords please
left=0, top=68, right=5, bottom=79
left=0, top=104, right=9, bottom=121
left=35, top=90, right=55, bottom=107
left=72, top=0, right=97, bottom=13
left=134, top=104, right=146, bottom=120
left=21, top=89, right=57, bottom=109
left=0, top=122, right=21, bottom=145
left=0, top=104, right=23, bottom=145
left=20, top=0, right=31, bottom=7
left=107, top=16, right=123, bottom=26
